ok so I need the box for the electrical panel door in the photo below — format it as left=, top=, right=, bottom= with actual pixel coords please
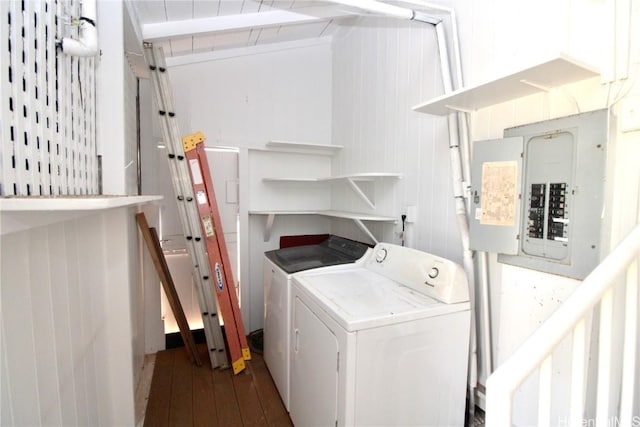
left=469, top=137, right=524, bottom=254
left=470, top=109, right=608, bottom=279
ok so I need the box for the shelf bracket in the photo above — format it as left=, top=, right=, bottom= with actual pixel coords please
left=519, top=79, right=551, bottom=92
left=264, top=213, right=275, bottom=242
left=346, top=178, right=376, bottom=210
left=444, top=104, right=475, bottom=114
left=352, top=218, right=379, bottom=244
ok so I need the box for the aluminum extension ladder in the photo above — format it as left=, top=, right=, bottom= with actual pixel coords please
left=144, top=43, right=250, bottom=373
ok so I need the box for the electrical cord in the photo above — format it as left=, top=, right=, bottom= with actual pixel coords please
left=401, top=214, right=407, bottom=246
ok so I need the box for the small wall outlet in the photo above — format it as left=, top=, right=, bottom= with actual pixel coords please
left=405, top=205, right=417, bottom=223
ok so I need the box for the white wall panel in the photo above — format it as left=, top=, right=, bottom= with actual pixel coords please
left=247, top=150, right=332, bottom=211
left=47, top=223, right=79, bottom=426
left=0, top=327, right=14, bottom=424
left=98, top=0, right=134, bottom=195
left=62, top=219, right=90, bottom=425
left=0, top=232, right=40, bottom=426
left=28, top=230, right=63, bottom=425
left=167, top=42, right=332, bottom=148
left=463, top=0, right=570, bottom=87
left=0, top=208, right=141, bottom=426
left=138, top=203, right=165, bottom=355
left=124, top=61, right=139, bottom=195
left=105, top=208, right=138, bottom=425
left=331, top=17, right=462, bottom=262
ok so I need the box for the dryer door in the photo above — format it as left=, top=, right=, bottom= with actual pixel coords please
left=290, top=296, right=338, bottom=427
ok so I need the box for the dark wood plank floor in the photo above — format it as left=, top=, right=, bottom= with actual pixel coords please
left=144, top=344, right=293, bottom=426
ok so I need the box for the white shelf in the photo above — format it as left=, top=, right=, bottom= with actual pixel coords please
left=262, top=173, right=402, bottom=209
left=0, top=195, right=162, bottom=235
left=253, top=146, right=400, bottom=243
left=250, top=210, right=397, bottom=221
left=249, top=210, right=397, bottom=243
left=322, top=210, right=397, bottom=222
left=265, top=140, right=343, bottom=155
left=263, top=172, right=403, bottom=183
left=413, top=55, right=599, bottom=116
left=326, top=172, right=403, bottom=181
left=262, top=178, right=321, bottom=183
left=0, top=195, right=162, bottom=211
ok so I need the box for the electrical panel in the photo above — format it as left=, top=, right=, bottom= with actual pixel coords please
left=469, top=109, right=608, bottom=279
left=519, top=131, right=574, bottom=261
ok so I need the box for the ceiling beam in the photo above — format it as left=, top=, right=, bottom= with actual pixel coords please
left=141, top=7, right=355, bottom=42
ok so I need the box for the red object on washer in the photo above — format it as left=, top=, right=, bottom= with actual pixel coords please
left=279, top=234, right=330, bottom=249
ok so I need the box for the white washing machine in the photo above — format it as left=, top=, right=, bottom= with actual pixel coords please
left=263, top=235, right=370, bottom=411
left=290, top=243, right=471, bottom=427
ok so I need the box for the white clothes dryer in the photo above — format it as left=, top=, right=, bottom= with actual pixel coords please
left=290, top=243, right=471, bottom=427
left=263, top=235, right=370, bottom=411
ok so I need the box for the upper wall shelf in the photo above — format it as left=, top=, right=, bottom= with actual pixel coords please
left=265, top=140, right=343, bottom=155
left=412, top=55, right=599, bottom=116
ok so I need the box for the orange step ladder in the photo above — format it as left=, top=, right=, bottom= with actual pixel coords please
left=182, top=131, right=251, bottom=374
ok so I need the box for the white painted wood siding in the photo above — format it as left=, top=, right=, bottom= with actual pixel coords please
left=0, top=208, right=141, bottom=426
left=330, top=17, right=462, bottom=263
left=167, top=40, right=332, bottom=148
left=124, top=60, right=139, bottom=195
left=98, top=1, right=138, bottom=195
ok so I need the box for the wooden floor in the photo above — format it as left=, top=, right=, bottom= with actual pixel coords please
left=144, top=344, right=293, bottom=426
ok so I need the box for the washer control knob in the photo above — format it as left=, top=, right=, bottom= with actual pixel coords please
left=375, top=248, right=388, bottom=263
left=428, top=267, right=439, bottom=279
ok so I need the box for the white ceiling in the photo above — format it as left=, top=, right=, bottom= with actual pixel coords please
left=130, top=0, right=363, bottom=59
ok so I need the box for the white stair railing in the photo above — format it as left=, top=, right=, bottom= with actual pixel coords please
left=486, top=224, right=640, bottom=426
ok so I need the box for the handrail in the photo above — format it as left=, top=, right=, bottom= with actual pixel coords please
left=486, top=224, right=640, bottom=426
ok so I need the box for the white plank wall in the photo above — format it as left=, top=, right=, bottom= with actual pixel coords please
left=330, top=17, right=462, bottom=262
left=98, top=0, right=136, bottom=196
left=0, top=208, right=140, bottom=426
left=167, top=41, right=332, bottom=149
left=124, top=60, right=140, bottom=195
